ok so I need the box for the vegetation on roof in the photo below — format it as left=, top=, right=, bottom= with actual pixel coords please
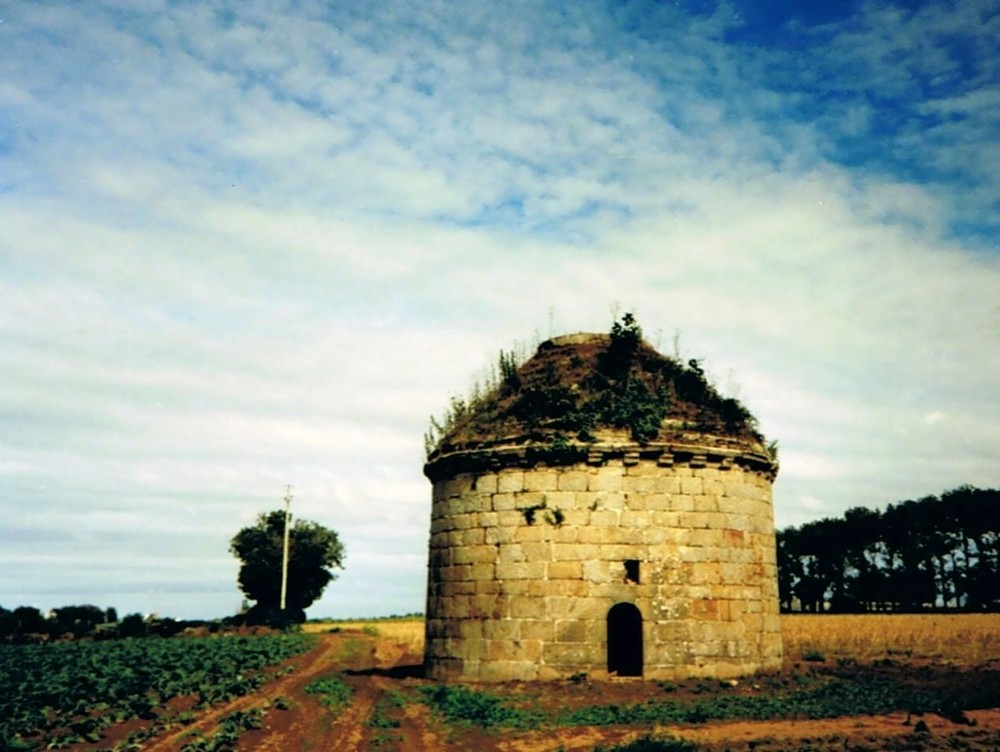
left=425, top=314, right=771, bottom=459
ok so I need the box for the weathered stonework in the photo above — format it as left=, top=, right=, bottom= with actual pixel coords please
left=424, top=441, right=782, bottom=682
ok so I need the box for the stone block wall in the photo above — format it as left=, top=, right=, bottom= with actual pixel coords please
left=424, top=445, right=783, bottom=682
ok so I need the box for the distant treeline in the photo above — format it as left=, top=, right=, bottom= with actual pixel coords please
left=778, top=486, right=1000, bottom=613
left=0, top=604, right=214, bottom=642
left=2, top=603, right=429, bottom=643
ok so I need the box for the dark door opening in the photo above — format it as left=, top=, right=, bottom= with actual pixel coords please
left=607, top=602, right=643, bottom=677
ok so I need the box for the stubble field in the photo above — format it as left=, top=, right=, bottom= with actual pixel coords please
left=4, top=614, right=999, bottom=751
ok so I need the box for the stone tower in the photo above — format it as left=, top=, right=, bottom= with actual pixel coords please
left=423, top=321, right=781, bottom=681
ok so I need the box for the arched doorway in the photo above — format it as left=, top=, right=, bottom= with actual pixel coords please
left=607, top=602, right=643, bottom=677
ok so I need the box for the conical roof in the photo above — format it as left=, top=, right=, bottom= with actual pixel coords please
left=426, top=318, right=773, bottom=468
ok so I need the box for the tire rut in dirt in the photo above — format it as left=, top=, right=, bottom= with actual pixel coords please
left=142, top=634, right=365, bottom=752
left=239, top=633, right=382, bottom=752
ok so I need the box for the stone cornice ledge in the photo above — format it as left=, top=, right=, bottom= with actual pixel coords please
left=424, top=439, right=778, bottom=483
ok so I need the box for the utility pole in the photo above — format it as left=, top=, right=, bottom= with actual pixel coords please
left=280, top=485, right=292, bottom=612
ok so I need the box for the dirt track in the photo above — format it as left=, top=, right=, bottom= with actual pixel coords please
left=209, top=633, right=446, bottom=752
left=139, top=634, right=359, bottom=752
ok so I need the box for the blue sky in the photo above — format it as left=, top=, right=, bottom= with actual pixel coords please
left=1, top=0, right=998, bottom=620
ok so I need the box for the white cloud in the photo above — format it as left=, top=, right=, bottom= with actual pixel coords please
left=922, top=410, right=946, bottom=426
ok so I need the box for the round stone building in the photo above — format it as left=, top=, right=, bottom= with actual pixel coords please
left=423, top=321, right=781, bottom=681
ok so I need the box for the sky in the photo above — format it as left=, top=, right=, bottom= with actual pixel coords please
left=1, top=0, right=998, bottom=620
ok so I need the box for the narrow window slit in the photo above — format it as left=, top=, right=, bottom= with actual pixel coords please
left=624, top=560, right=640, bottom=584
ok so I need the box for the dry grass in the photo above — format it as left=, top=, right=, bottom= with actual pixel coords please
left=303, top=618, right=425, bottom=654
left=782, top=613, right=1000, bottom=665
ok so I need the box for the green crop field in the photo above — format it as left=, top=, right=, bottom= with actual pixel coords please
left=0, top=633, right=313, bottom=751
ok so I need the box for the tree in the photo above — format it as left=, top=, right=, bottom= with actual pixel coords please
left=118, top=612, right=147, bottom=638
left=50, top=604, right=106, bottom=638
left=0, top=605, right=14, bottom=638
left=13, top=606, right=47, bottom=636
left=230, top=510, right=345, bottom=624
